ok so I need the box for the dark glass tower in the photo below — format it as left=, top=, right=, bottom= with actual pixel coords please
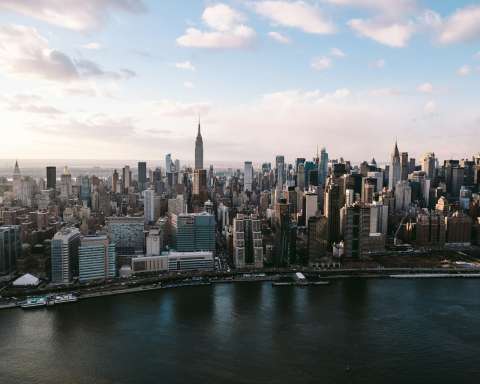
left=46, top=166, right=56, bottom=190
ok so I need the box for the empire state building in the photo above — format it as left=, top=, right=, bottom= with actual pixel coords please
left=195, top=119, right=203, bottom=170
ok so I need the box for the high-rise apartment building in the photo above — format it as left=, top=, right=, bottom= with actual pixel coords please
left=344, top=203, right=371, bottom=258
left=144, top=188, right=156, bottom=224
left=233, top=214, right=263, bottom=269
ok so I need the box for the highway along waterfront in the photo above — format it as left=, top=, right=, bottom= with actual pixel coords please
left=1, top=278, right=480, bottom=384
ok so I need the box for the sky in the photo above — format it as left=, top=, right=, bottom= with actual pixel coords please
left=0, top=0, right=479, bottom=166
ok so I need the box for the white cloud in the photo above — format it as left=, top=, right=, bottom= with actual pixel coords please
left=475, top=51, right=480, bottom=59
left=0, top=25, right=135, bottom=83
left=177, top=4, right=255, bottom=49
left=438, top=5, right=480, bottom=44
left=330, top=47, right=346, bottom=57
left=0, top=93, right=63, bottom=115
left=417, top=82, right=433, bottom=93
left=457, top=65, right=471, bottom=77
left=177, top=26, right=255, bottom=49
left=348, top=19, right=414, bottom=47
left=81, top=42, right=102, bottom=50
left=268, top=31, right=291, bottom=44
left=0, top=25, right=78, bottom=81
left=424, top=100, right=436, bottom=116
left=202, top=3, right=245, bottom=31
left=323, top=0, right=417, bottom=17
left=252, top=1, right=336, bottom=34
left=0, top=0, right=146, bottom=31
left=371, top=59, right=386, bottom=69
left=175, top=61, right=196, bottom=71
left=183, top=81, right=194, bottom=89
left=311, top=56, right=332, bottom=71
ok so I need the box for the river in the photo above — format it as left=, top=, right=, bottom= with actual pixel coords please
left=1, top=278, right=479, bottom=383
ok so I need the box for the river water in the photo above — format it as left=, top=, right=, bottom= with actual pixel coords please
left=1, top=278, right=479, bottom=383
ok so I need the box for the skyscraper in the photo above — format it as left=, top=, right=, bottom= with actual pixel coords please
left=122, top=165, right=132, bottom=193
left=233, top=214, right=263, bottom=269
left=60, top=166, right=72, bottom=198
left=388, top=141, right=401, bottom=191
left=138, top=161, right=147, bottom=192
left=112, top=169, right=119, bottom=193
left=421, top=152, right=436, bottom=179
left=0, top=225, right=21, bottom=275
left=46, top=166, right=56, bottom=190
left=324, top=182, right=341, bottom=245
left=165, top=154, right=172, bottom=173
left=78, top=235, right=116, bottom=282
left=344, top=203, right=371, bottom=258
left=51, top=228, right=81, bottom=284
left=195, top=119, right=203, bottom=170
left=144, top=188, right=156, bottom=224
left=244, top=161, right=253, bottom=192
left=401, top=152, right=409, bottom=181
left=319, top=148, right=329, bottom=186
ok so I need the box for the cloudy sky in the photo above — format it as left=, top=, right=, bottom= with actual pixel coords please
left=0, top=0, right=479, bottom=165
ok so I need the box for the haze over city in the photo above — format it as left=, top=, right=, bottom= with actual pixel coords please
left=1, top=0, right=479, bottom=163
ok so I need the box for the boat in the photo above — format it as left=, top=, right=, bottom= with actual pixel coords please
left=52, top=293, right=78, bottom=304
left=272, top=280, right=330, bottom=287
left=20, top=296, right=47, bottom=309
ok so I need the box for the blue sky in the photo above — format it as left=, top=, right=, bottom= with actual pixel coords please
left=0, top=0, right=479, bottom=165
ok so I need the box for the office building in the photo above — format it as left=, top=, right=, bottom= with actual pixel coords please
left=324, top=182, right=341, bottom=245
left=421, top=152, right=436, bottom=179
left=138, top=161, right=147, bottom=192
left=195, top=120, right=204, bottom=170
left=388, top=141, right=401, bottom=191
left=51, top=228, right=81, bottom=284
left=112, top=169, right=119, bottom=194
left=46, top=166, right=56, bottom=190
left=401, top=152, right=409, bottom=181
left=131, top=251, right=214, bottom=274
left=106, top=216, right=145, bottom=255
left=244, top=161, right=253, bottom=192
left=122, top=165, right=132, bottom=193
left=0, top=225, right=21, bottom=275
left=60, top=166, right=72, bottom=198
left=395, top=180, right=412, bottom=212
left=146, top=228, right=163, bottom=256
left=78, top=235, right=116, bottom=282
left=304, top=191, right=318, bottom=227
left=171, top=212, right=215, bottom=253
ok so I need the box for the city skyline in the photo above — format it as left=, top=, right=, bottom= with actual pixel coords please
left=0, top=0, right=479, bottom=162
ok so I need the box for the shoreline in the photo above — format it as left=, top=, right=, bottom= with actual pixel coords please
left=2, top=268, right=480, bottom=310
